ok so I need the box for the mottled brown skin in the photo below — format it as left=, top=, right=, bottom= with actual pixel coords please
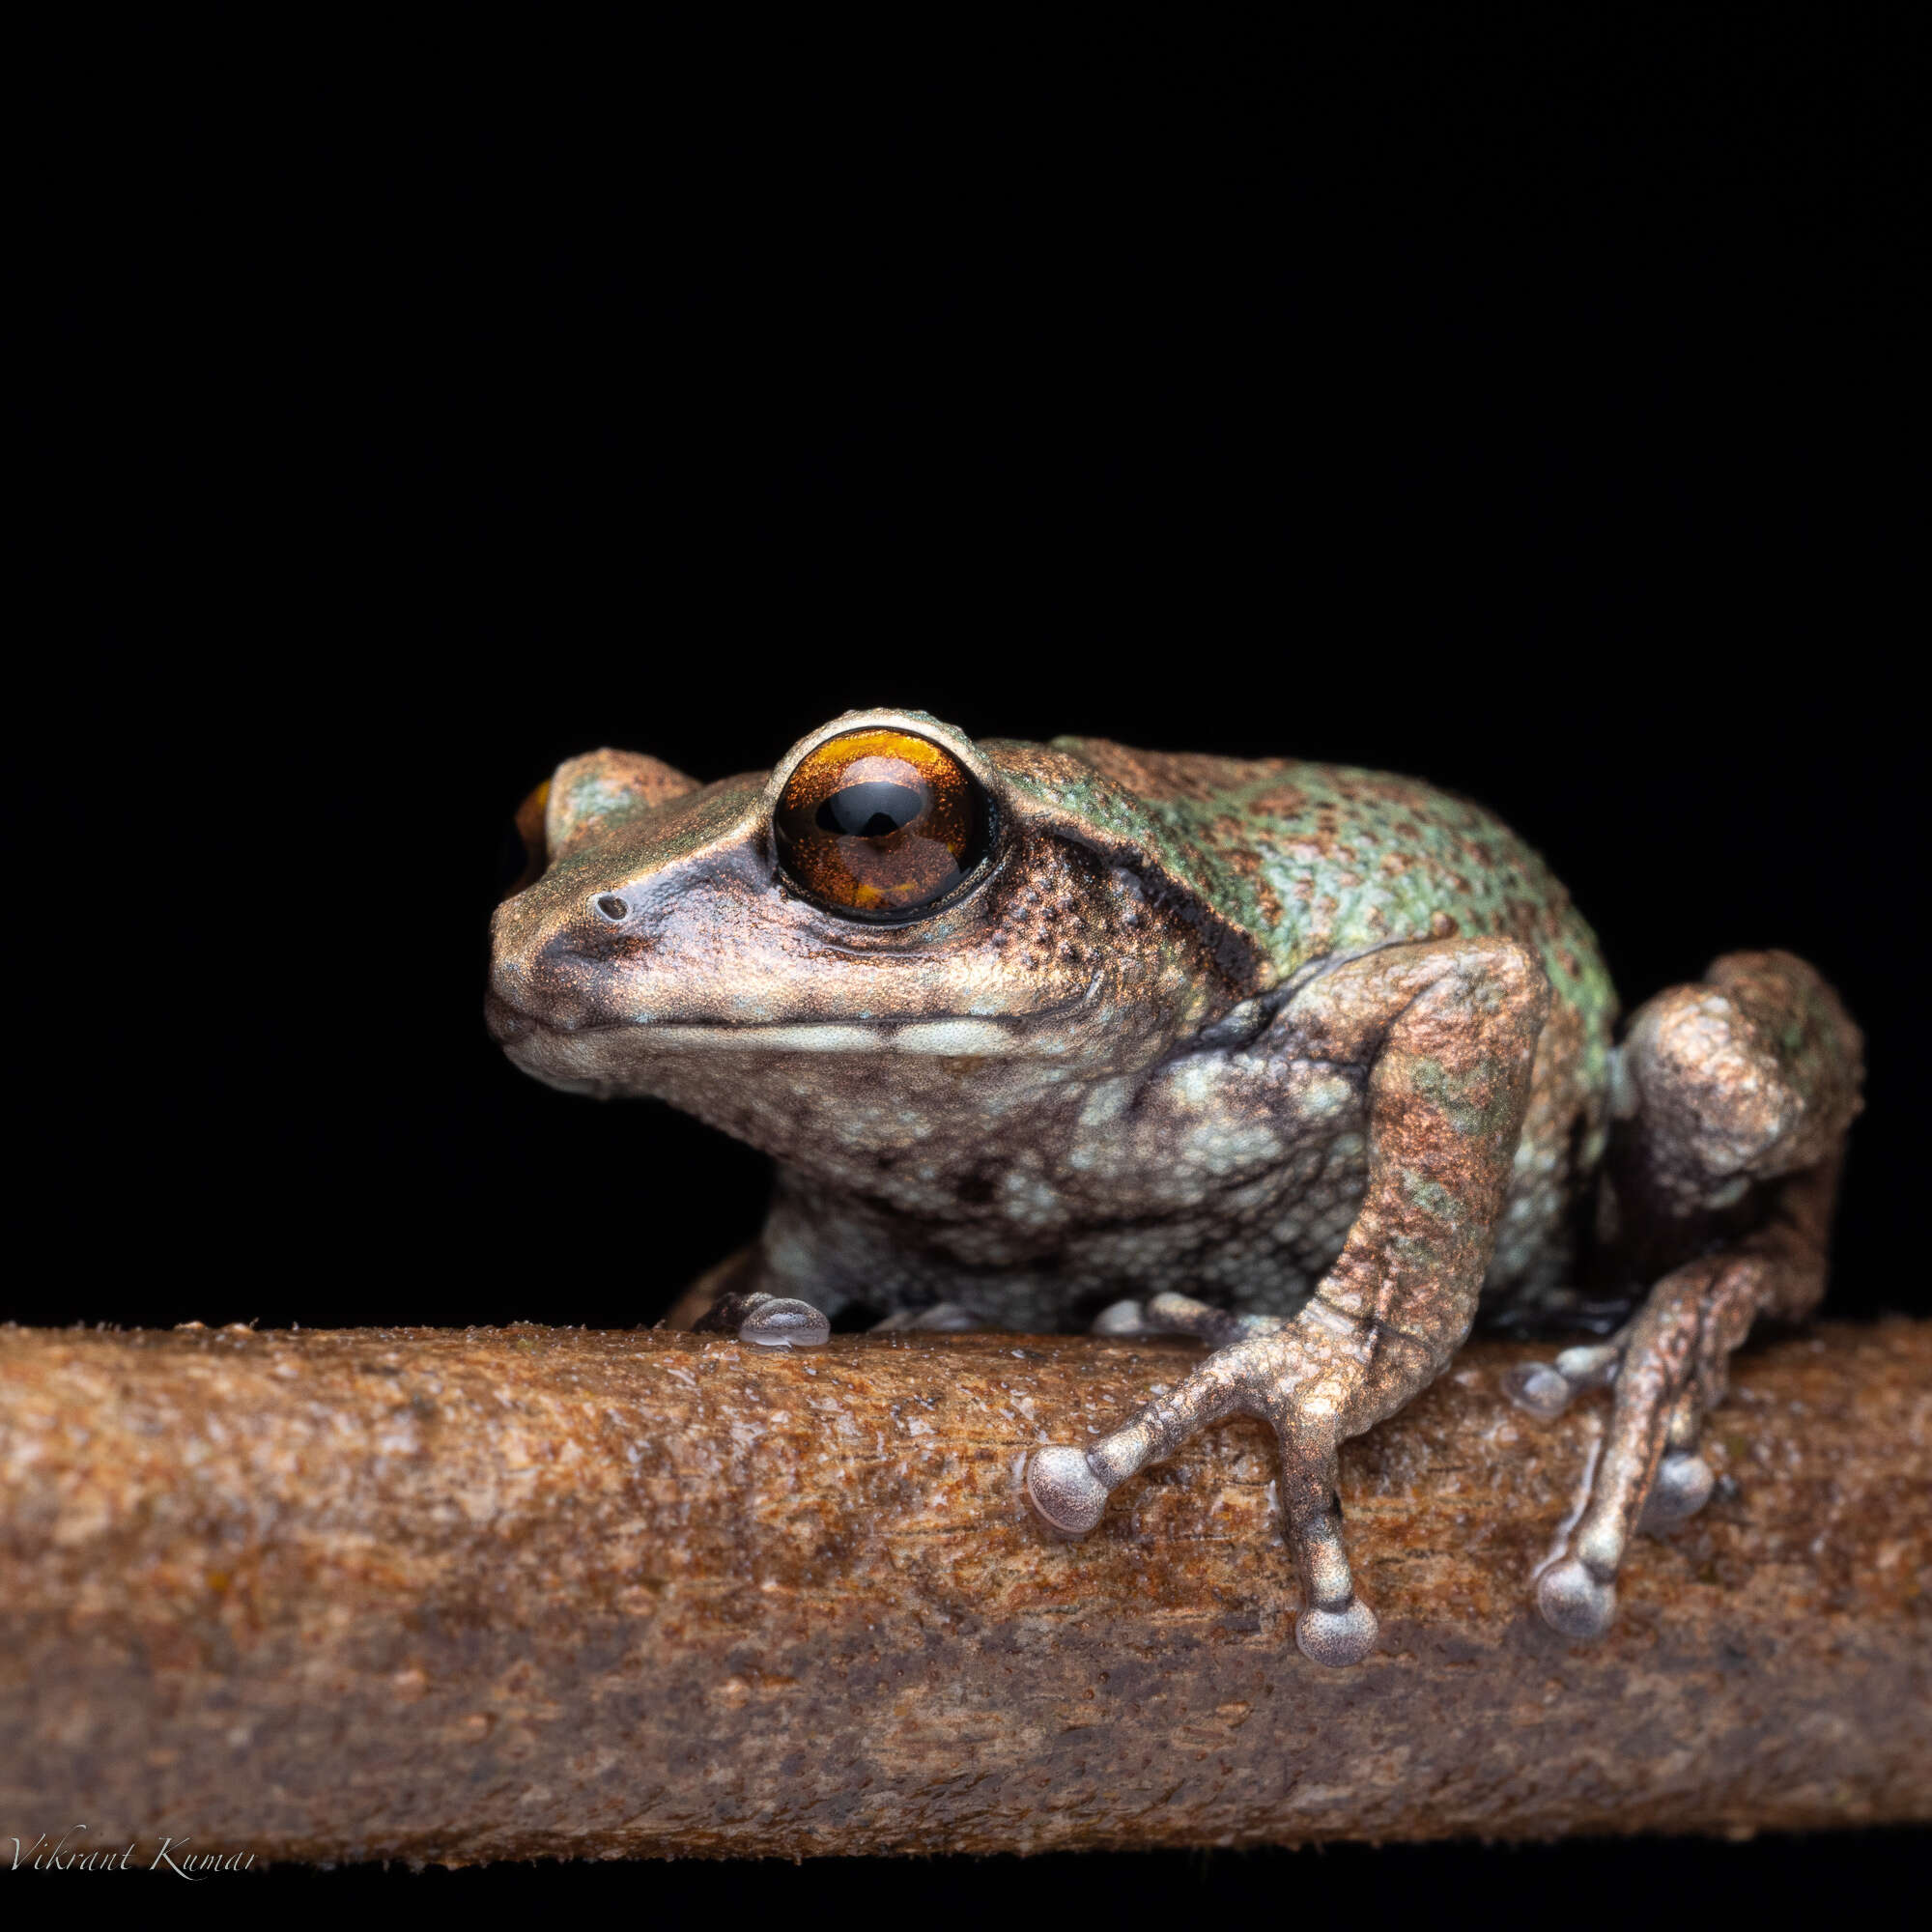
left=7, top=1323, right=1929, bottom=1861
left=487, top=709, right=1863, bottom=1663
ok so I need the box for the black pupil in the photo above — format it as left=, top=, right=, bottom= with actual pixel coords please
left=815, top=781, right=927, bottom=839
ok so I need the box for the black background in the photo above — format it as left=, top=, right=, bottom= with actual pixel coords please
left=23, top=19, right=1926, bottom=1911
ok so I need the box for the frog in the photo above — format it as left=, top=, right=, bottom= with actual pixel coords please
left=486, top=708, right=1863, bottom=1665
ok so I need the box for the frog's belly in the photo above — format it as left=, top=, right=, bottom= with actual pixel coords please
left=892, top=1056, right=1577, bottom=1328
left=760, top=1046, right=1586, bottom=1331
left=911, top=1057, right=1374, bottom=1320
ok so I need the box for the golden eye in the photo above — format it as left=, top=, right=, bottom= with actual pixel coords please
left=499, top=779, right=551, bottom=897
left=775, top=728, right=989, bottom=918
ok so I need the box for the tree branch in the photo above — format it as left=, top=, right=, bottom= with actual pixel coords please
left=2, top=1320, right=1927, bottom=1863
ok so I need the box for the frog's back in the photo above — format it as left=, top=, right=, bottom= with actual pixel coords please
left=1051, top=742, right=1605, bottom=1003
left=1052, top=739, right=1619, bottom=1300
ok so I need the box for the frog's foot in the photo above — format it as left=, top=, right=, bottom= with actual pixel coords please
left=692, top=1290, right=831, bottom=1350
left=1529, top=1255, right=1758, bottom=1636
left=1502, top=1337, right=1623, bottom=1421
left=1027, top=1316, right=1379, bottom=1667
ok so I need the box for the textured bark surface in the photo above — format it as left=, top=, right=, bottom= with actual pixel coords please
left=1, top=1320, right=1927, bottom=1864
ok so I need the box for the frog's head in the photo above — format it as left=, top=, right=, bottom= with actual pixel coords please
left=486, top=710, right=1263, bottom=1150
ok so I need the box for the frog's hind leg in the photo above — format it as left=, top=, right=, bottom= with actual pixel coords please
left=1514, top=952, right=1863, bottom=1638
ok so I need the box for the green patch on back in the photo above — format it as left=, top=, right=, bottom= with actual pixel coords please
left=1042, top=738, right=1619, bottom=1121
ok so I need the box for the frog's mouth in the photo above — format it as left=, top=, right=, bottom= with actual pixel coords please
left=491, top=1004, right=1040, bottom=1058
left=486, top=981, right=1110, bottom=1070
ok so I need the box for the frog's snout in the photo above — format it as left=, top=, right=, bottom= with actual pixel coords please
left=488, top=886, right=619, bottom=1039
left=485, top=945, right=603, bottom=1041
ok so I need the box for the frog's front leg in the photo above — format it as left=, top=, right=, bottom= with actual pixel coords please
left=673, top=1244, right=982, bottom=1342
left=1029, top=937, right=1548, bottom=1666
left=1518, top=952, right=1863, bottom=1637
left=673, top=1247, right=834, bottom=1348
left=692, top=1290, right=832, bottom=1349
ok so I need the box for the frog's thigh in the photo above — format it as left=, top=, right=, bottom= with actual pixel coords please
left=1526, top=952, right=1864, bottom=1637
left=1615, top=951, right=1863, bottom=1246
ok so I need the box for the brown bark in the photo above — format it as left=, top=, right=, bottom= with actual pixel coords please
left=2, top=1320, right=1928, bottom=1864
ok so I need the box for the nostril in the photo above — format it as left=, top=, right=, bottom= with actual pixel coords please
left=594, top=895, right=630, bottom=923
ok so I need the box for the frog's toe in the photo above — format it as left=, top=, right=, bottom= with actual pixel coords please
left=736, top=1295, right=831, bottom=1349
left=1639, top=1450, right=1715, bottom=1529
left=1537, top=1557, right=1618, bottom=1638
left=1504, top=1339, right=1622, bottom=1420
left=1502, top=1361, right=1576, bottom=1418
left=1295, top=1598, right=1379, bottom=1667
left=1027, top=1445, right=1112, bottom=1535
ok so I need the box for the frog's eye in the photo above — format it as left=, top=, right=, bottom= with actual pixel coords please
left=498, top=779, right=551, bottom=898
left=775, top=728, right=990, bottom=919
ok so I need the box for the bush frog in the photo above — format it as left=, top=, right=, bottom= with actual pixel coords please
left=488, top=710, right=1862, bottom=1663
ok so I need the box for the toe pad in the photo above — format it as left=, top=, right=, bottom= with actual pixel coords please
left=1504, top=1363, right=1575, bottom=1420
left=737, top=1297, right=831, bottom=1349
left=1027, top=1446, right=1110, bottom=1534
left=1296, top=1598, right=1379, bottom=1666
left=1538, top=1557, right=1617, bottom=1638
left=1642, top=1452, right=1715, bottom=1528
